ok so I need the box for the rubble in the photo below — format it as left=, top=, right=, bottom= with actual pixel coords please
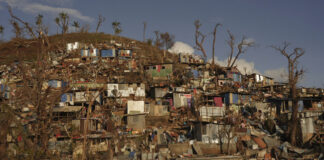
left=0, top=39, right=323, bottom=159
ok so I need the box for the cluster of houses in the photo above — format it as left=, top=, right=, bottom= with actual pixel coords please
left=0, top=40, right=323, bottom=159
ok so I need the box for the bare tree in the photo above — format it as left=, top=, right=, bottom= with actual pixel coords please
left=35, top=14, right=44, bottom=35
left=95, top=15, right=105, bottom=33
left=153, top=30, right=162, bottom=49
left=112, top=21, right=122, bottom=35
left=8, top=7, right=36, bottom=39
left=160, top=32, right=175, bottom=50
left=35, top=14, right=43, bottom=27
left=16, top=59, right=71, bottom=157
left=193, top=20, right=222, bottom=63
left=55, top=12, right=70, bottom=35
left=272, top=42, right=305, bottom=145
left=146, top=38, right=153, bottom=46
left=226, top=30, right=254, bottom=68
left=10, top=20, right=23, bottom=38
left=72, top=21, right=80, bottom=32
left=223, top=124, right=235, bottom=154
left=222, top=114, right=240, bottom=154
left=81, top=88, right=104, bottom=160
left=194, top=20, right=207, bottom=60
left=211, top=23, right=222, bottom=65
left=80, top=23, right=90, bottom=33
left=0, top=10, right=75, bottom=159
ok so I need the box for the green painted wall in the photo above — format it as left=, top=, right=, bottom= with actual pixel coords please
left=146, top=64, right=173, bottom=79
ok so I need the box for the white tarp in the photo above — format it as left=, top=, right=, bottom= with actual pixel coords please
left=200, top=106, right=225, bottom=118
left=107, top=83, right=145, bottom=97
left=173, top=93, right=191, bottom=108
left=135, top=87, right=145, bottom=97
left=90, top=49, right=99, bottom=57
left=67, top=42, right=79, bottom=52
left=75, top=91, right=100, bottom=103
left=107, top=84, right=119, bottom=97
left=255, top=74, right=264, bottom=82
left=127, top=100, right=145, bottom=114
left=301, top=117, right=315, bottom=142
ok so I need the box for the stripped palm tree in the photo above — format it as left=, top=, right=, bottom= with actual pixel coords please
left=55, top=12, right=69, bottom=34
left=112, top=21, right=122, bottom=35
left=72, top=21, right=80, bottom=32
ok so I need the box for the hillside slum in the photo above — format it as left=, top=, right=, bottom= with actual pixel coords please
left=0, top=40, right=323, bottom=160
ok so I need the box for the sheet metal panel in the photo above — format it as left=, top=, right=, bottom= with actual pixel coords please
left=101, top=49, right=115, bottom=57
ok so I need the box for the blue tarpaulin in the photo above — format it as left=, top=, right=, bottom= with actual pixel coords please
left=48, top=80, right=63, bottom=88
left=225, top=93, right=239, bottom=105
left=81, top=49, right=89, bottom=57
left=0, top=84, right=10, bottom=99
left=101, top=49, right=115, bottom=57
left=232, top=93, right=239, bottom=104
left=62, top=81, right=68, bottom=87
left=298, top=100, right=304, bottom=112
left=0, top=84, right=9, bottom=92
left=233, top=73, right=241, bottom=82
left=48, top=80, right=58, bottom=88
left=187, top=98, right=191, bottom=108
left=61, top=93, right=73, bottom=102
left=1, top=84, right=4, bottom=92
left=61, top=94, right=67, bottom=102
left=81, top=50, right=85, bottom=56
left=4, top=92, right=9, bottom=99
left=192, top=70, right=199, bottom=78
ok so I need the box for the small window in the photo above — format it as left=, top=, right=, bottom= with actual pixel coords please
left=162, top=66, right=165, bottom=69
left=153, top=66, right=156, bottom=70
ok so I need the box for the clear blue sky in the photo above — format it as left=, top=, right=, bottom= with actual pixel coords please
left=0, top=0, right=323, bottom=87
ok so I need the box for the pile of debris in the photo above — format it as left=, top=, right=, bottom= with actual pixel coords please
left=0, top=39, right=322, bottom=159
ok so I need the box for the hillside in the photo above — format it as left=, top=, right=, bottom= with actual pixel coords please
left=0, top=33, right=178, bottom=65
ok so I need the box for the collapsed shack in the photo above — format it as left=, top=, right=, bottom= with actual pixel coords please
left=126, top=113, right=146, bottom=131
left=53, top=106, right=83, bottom=123
left=72, top=133, right=113, bottom=159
